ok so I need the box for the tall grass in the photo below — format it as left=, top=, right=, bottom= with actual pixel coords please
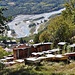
left=0, top=61, right=75, bottom=75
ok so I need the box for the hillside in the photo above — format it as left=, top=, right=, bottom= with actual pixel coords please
left=1, top=61, right=75, bottom=75
left=33, top=0, right=75, bottom=44
left=0, top=0, right=65, bottom=17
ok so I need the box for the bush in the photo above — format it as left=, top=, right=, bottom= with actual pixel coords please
left=0, top=46, right=11, bottom=59
left=0, top=62, right=5, bottom=70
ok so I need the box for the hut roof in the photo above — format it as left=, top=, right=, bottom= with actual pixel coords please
left=11, top=40, right=16, bottom=42
left=33, top=42, right=53, bottom=48
left=13, top=46, right=30, bottom=50
left=58, top=42, right=66, bottom=45
left=43, top=42, right=53, bottom=45
left=49, top=48, right=61, bottom=52
left=69, top=44, right=75, bottom=47
left=64, top=52, right=75, bottom=55
left=46, top=54, right=55, bottom=57
left=33, top=43, right=42, bottom=48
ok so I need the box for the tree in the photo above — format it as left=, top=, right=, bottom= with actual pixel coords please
left=20, top=38, right=25, bottom=44
left=0, top=7, right=6, bottom=25
left=39, top=14, right=74, bottom=43
left=54, top=22, right=72, bottom=42
left=0, top=5, right=9, bottom=36
left=62, top=0, right=75, bottom=23
left=0, top=46, right=9, bottom=59
left=47, top=16, right=64, bottom=41
left=0, top=46, right=10, bottom=70
left=34, top=33, right=40, bottom=43
left=39, top=31, right=50, bottom=42
left=33, top=0, right=75, bottom=44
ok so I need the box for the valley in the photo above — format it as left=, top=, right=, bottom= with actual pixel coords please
left=7, top=8, right=65, bottom=38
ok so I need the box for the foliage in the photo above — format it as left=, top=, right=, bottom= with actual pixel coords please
left=54, top=21, right=72, bottom=42
left=0, top=7, right=7, bottom=25
left=0, top=46, right=10, bottom=59
left=0, top=62, right=5, bottom=70
left=0, top=36, right=14, bottom=41
left=34, top=33, right=40, bottom=43
left=0, top=7, right=6, bottom=35
left=39, top=30, right=50, bottom=42
left=62, top=0, right=75, bottom=23
left=36, top=0, right=75, bottom=43
left=0, top=4, right=11, bottom=36
left=1, top=62, right=75, bottom=75
left=20, top=38, right=26, bottom=44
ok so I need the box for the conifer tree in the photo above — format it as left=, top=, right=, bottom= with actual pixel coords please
left=0, top=5, right=8, bottom=36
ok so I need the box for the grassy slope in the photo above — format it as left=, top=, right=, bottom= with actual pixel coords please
left=1, top=61, right=75, bottom=75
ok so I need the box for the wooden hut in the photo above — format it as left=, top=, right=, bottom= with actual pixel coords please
left=69, top=44, right=75, bottom=52
left=58, top=42, right=67, bottom=54
left=64, top=44, right=75, bottom=60
left=32, top=42, right=53, bottom=52
left=64, top=52, right=75, bottom=60
left=13, top=44, right=31, bottom=59
left=43, top=42, right=53, bottom=50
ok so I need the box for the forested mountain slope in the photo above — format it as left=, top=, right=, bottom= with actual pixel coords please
left=34, top=0, right=75, bottom=43
left=0, top=0, right=65, bottom=17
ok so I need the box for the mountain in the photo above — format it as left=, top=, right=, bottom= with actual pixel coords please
left=0, top=0, right=65, bottom=17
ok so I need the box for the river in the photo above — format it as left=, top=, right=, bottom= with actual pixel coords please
left=7, top=8, right=65, bottom=38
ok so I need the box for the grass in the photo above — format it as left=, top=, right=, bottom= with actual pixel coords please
left=1, top=61, right=75, bottom=75
left=17, top=34, right=35, bottom=43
